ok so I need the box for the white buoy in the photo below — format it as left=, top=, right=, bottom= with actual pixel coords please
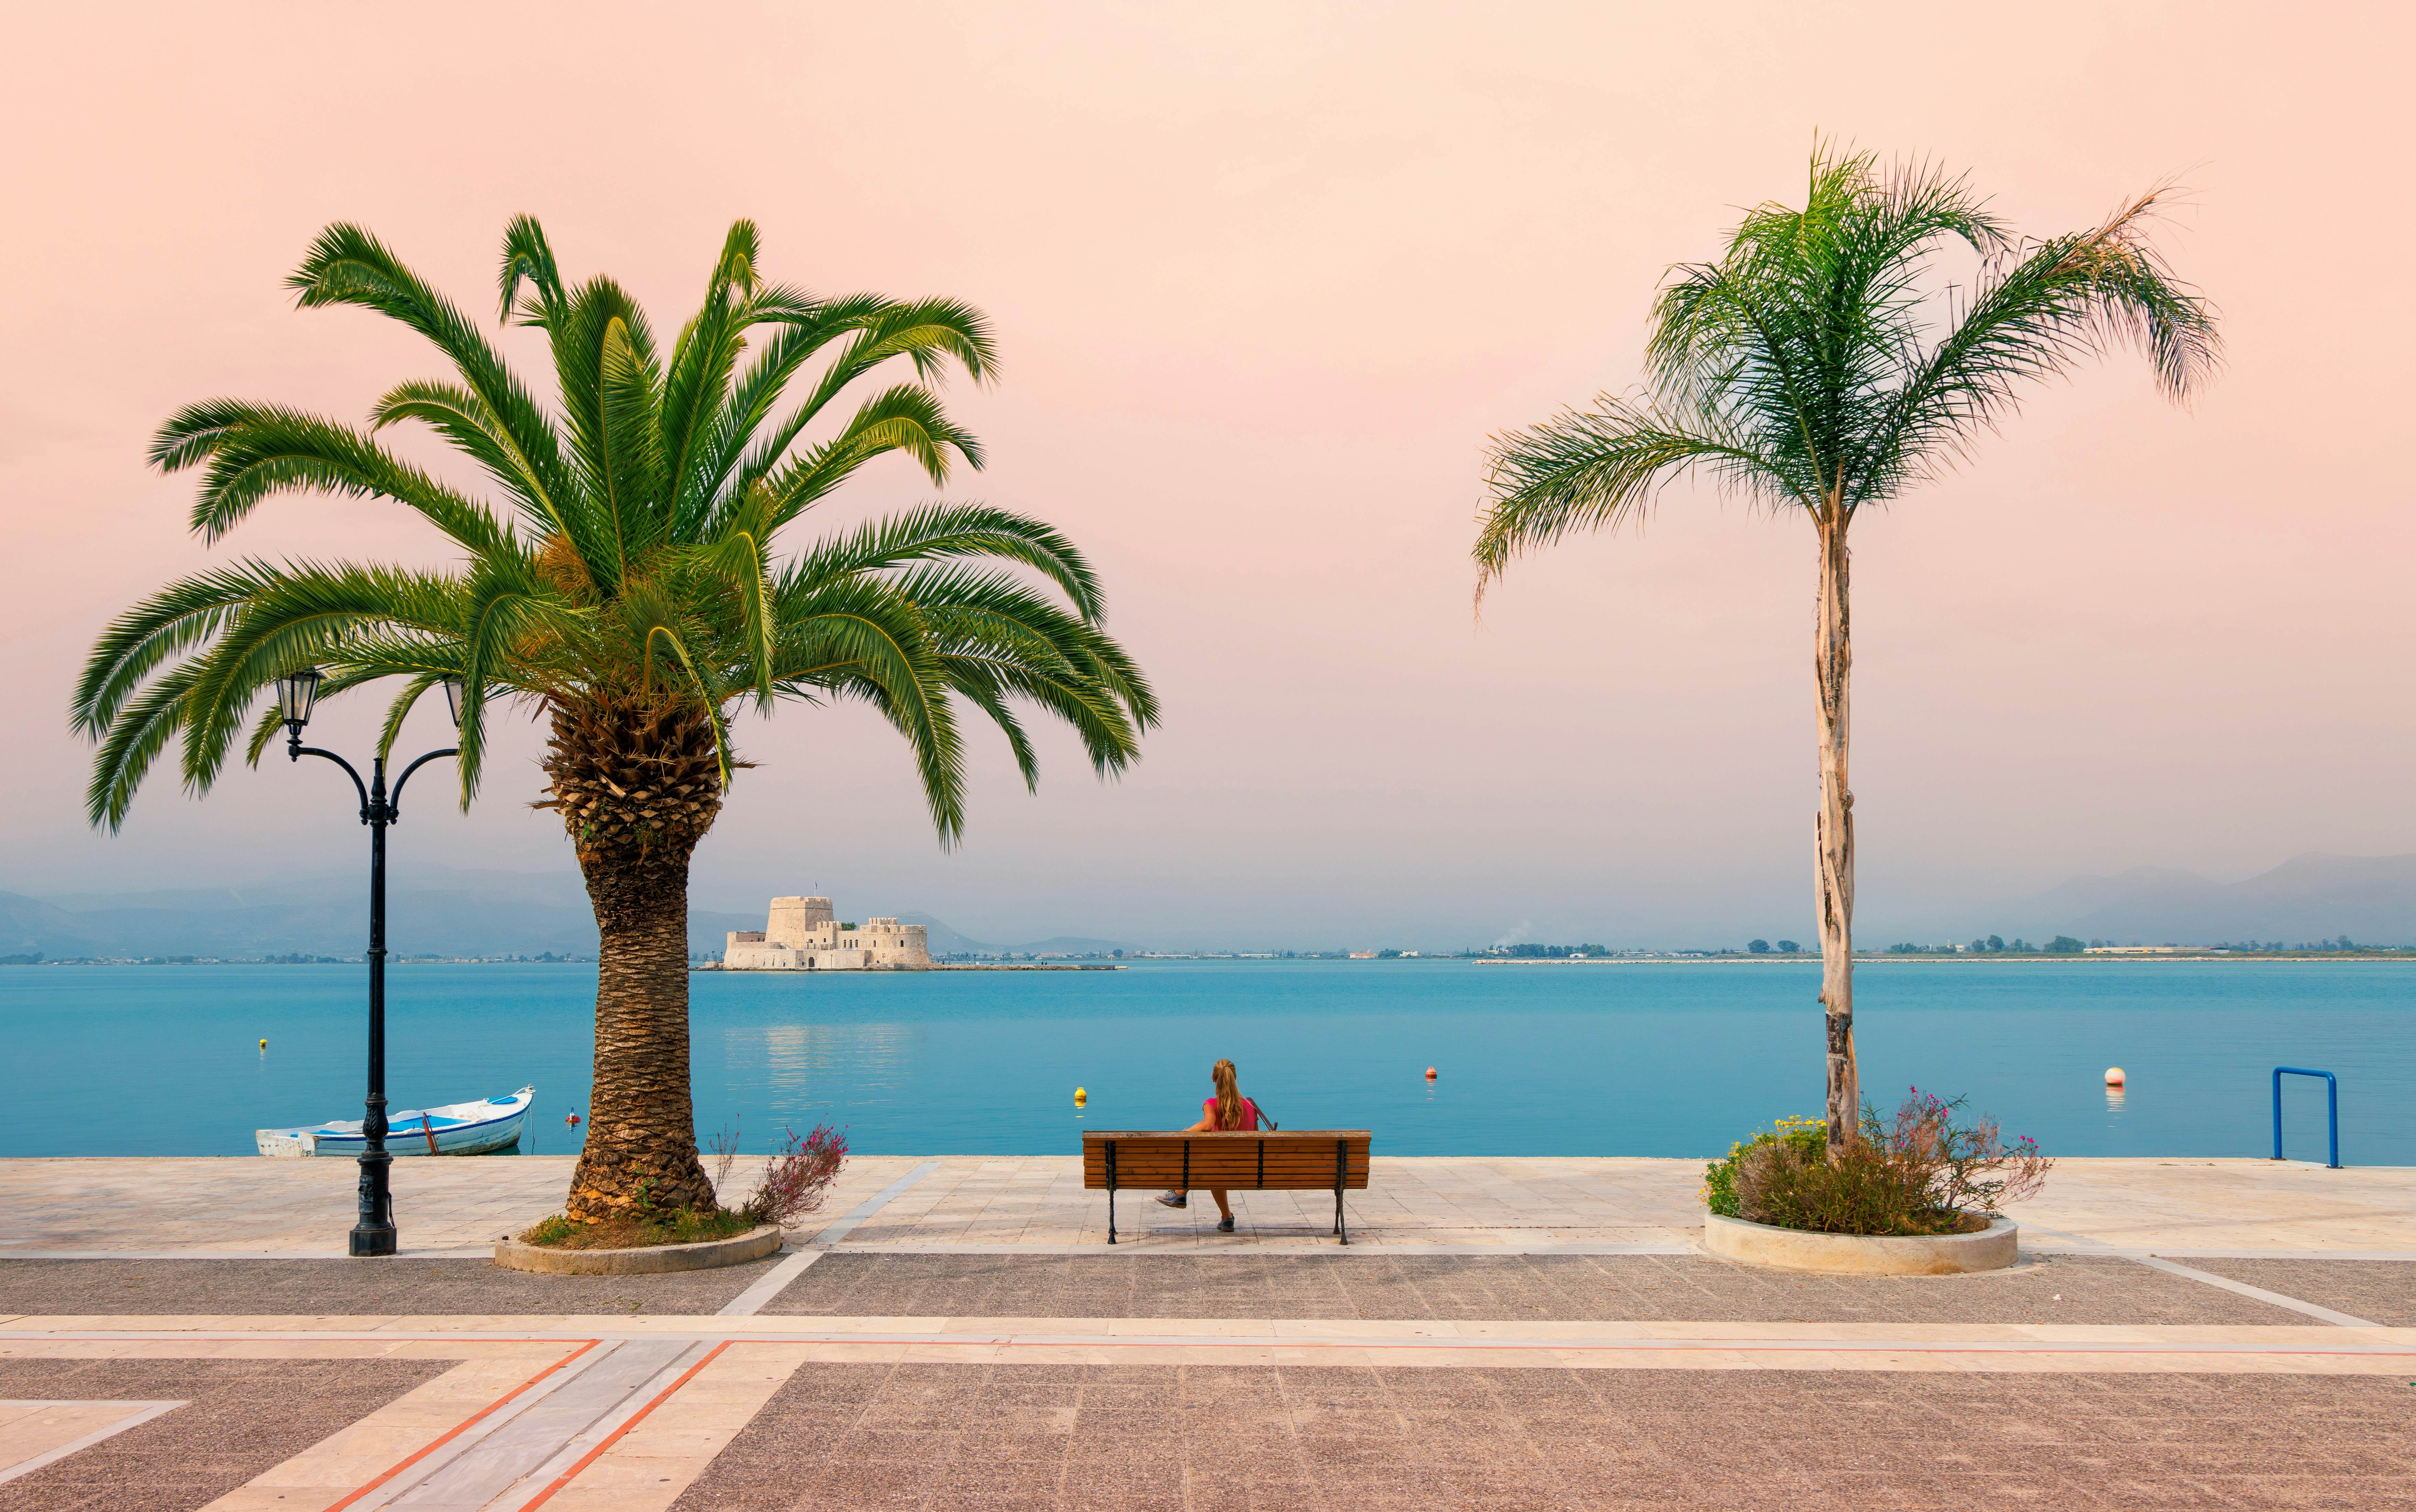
left=2104, top=1066, right=2126, bottom=1087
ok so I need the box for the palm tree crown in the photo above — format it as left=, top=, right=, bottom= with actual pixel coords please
left=76, top=217, right=1156, bottom=837
left=1475, top=149, right=2219, bottom=587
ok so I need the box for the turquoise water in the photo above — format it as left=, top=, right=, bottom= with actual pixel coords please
left=1, top=959, right=2407, bottom=1162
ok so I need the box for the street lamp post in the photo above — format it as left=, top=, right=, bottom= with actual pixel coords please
left=274, top=669, right=462, bottom=1258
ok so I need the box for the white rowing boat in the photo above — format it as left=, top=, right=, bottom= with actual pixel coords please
left=256, top=1086, right=534, bottom=1157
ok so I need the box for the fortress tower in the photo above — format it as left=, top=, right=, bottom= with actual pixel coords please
left=766, top=896, right=835, bottom=948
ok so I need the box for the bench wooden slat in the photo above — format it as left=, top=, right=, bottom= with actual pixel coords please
left=1080, top=1132, right=1370, bottom=1191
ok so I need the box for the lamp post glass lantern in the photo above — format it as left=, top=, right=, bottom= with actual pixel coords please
left=276, top=666, right=461, bottom=1257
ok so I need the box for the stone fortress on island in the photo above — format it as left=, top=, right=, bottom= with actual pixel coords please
left=721, top=896, right=931, bottom=971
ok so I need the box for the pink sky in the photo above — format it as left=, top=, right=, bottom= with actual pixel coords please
left=3, top=1, right=2410, bottom=948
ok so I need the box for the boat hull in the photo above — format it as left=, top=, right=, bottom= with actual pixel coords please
left=257, top=1087, right=534, bottom=1157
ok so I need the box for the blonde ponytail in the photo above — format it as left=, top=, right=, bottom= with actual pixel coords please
left=1211, top=1059, right=1245, bottom=1131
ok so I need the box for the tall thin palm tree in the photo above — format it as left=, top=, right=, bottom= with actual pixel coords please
left=74, top=219, right=1158, bottom=1217
left=1473, top=149, right=2218, bottom=1154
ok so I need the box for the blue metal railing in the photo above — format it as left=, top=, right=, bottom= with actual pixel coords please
left=2271, top=1067, right=2341, bottom=1168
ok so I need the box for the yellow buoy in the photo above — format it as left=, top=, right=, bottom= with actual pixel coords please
left=1073, top=1087, right=1087, bottom=1105
left=258, top=1038, right=268, bottom=1050
left=2104, top=1066, right=2125, bottom=1086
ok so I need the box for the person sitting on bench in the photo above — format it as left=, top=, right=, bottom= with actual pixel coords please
left=1154, top=1057, right=1272, bottom=1232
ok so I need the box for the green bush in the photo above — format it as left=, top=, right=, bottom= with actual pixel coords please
left=1702, top=1116, right=1827, bottom=1218
left=1703, top=1092, right=2051, bottom=1237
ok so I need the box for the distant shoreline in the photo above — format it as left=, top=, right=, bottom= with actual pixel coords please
left=1472, top=954, right=2407, bottom=965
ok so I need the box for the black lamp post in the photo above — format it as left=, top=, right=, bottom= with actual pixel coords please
left=274, top=669, right=461, bottom=1258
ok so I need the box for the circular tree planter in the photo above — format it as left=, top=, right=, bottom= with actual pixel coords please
left=1703, top=1212, right=2018, bottom=1275
left=494, top=1223, right=782, bottom=1276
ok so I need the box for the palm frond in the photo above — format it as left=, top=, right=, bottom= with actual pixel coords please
left=288, top=223, right=568, bottom=503
left=1475, top=399, right=1800, bottom=602
left=153, top=402, right=510, bottom=553
left=1862, top=186, right=2221, bottom=502
left=777, top=502, right=1107, bottom=620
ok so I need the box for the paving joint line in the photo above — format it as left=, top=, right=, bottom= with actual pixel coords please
left=806, top=1161, right=939, bottom=1248
left=0, top=1400, right=185, bottom=1486
left=2130, top=1254, right=2379, bottom=1327
left=716, top=1248, right=820, bottom=1316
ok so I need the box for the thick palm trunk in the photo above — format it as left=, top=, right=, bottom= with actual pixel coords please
left=567, top=844, right=714, bottom=1219
left=1813, top=517, right=1858, bottom=1157
left=543, top=703, right=725, bottom=1221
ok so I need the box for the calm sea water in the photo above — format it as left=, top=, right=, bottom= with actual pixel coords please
left=1, top=959, right=2407, bottom=1163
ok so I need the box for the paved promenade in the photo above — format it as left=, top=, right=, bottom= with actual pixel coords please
left=7, top=1154, right=2411, bottom=1256
left=1, top=1155, right=2409, bottom=1509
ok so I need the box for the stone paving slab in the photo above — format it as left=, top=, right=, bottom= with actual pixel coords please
left=2180, top=1259, right=2416, bottom=1328
left=2011, top=1158, right=2416, bottom=1254
left=0, top=1356, right=447, bottom=1512
left=0, top=1257, right=782, bottom=1319
left=761, top=1253, right=2316, bottom=1328
left=668, top=1359, right=2416, bottom=1511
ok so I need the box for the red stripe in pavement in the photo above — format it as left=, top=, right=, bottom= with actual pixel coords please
left=326, top=1339, right=601, bottom=1511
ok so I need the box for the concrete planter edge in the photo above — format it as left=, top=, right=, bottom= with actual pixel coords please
left=493, top=1223, right=783, bottom=1276
left=1702, top=1212, right=2018, bottom=1275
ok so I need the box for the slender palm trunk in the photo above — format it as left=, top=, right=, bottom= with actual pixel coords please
left=544, top=702, right=725, bottom=1221
left=1813, top=515, right=1858, bottom=1156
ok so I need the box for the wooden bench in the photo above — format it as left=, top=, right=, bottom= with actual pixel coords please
left=1082, top=1130, right=1371, bottom=1244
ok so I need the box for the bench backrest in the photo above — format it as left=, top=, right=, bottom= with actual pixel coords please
left=1081, top=1130, right=1370, bottom=1191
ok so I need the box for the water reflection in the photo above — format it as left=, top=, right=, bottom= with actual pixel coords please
left=2105, top=1086, right=2127, bottom=1116
left=720, top=1022, right=923, bottom=1124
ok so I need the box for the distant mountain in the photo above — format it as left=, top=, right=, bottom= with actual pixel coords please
left=893, top=913, right=999, bottom=956
left=1017, top=935, right=1133, bottom=956
left=0, top=871, right=1110, bottom=960
left=1982, top=852, right=2416, bottom=945
left=0, top=866, right=757, bottom=959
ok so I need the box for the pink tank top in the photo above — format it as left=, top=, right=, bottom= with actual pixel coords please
left=1205, top=1097, right=1259, bottom=1132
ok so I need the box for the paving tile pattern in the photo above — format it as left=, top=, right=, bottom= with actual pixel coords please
left=762, top=1253, right=2306, bottom=1325
left=0, top=1357, right=446, bottom=1512
left=2180, top=1258, right=2416, bottom=1326
left=671, top=1361, right=2416, bottom=1511
left=0, top=1256, right=778, bottom=1316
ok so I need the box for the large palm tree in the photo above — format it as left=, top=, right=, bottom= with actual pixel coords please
left=1474, top=149, right=2218, bottom=1155
left=74, top=219, right=1158, bottom=1218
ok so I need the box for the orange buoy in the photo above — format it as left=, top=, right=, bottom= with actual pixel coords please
left=2104, top=1067, right=2126, bottom=1087
left=1424, top=1066, right=1437, bottom=1081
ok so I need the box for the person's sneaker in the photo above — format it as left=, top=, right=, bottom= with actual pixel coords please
left=1154, top=1192, right=1187, bottom=1209
left=1216, top=1215, right=1236, bottom=1233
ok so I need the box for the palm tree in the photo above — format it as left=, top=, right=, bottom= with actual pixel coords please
left=74, top=219, right=1158, bottom=1218
left=1473, top=148, right=2217, bottom=1155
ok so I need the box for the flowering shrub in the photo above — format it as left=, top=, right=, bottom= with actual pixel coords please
left=1703, top=1090, right=2050, bottom=1237
left=739, top=1123, right=849, bottom=1227
left=1703, top=1115, right=1827, bottom=1217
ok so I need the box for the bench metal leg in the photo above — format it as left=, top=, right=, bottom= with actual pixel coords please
left=1106, top=1141, right=1117, bottom=1245
left=1334, top=1137, right=1349, bottom=1245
